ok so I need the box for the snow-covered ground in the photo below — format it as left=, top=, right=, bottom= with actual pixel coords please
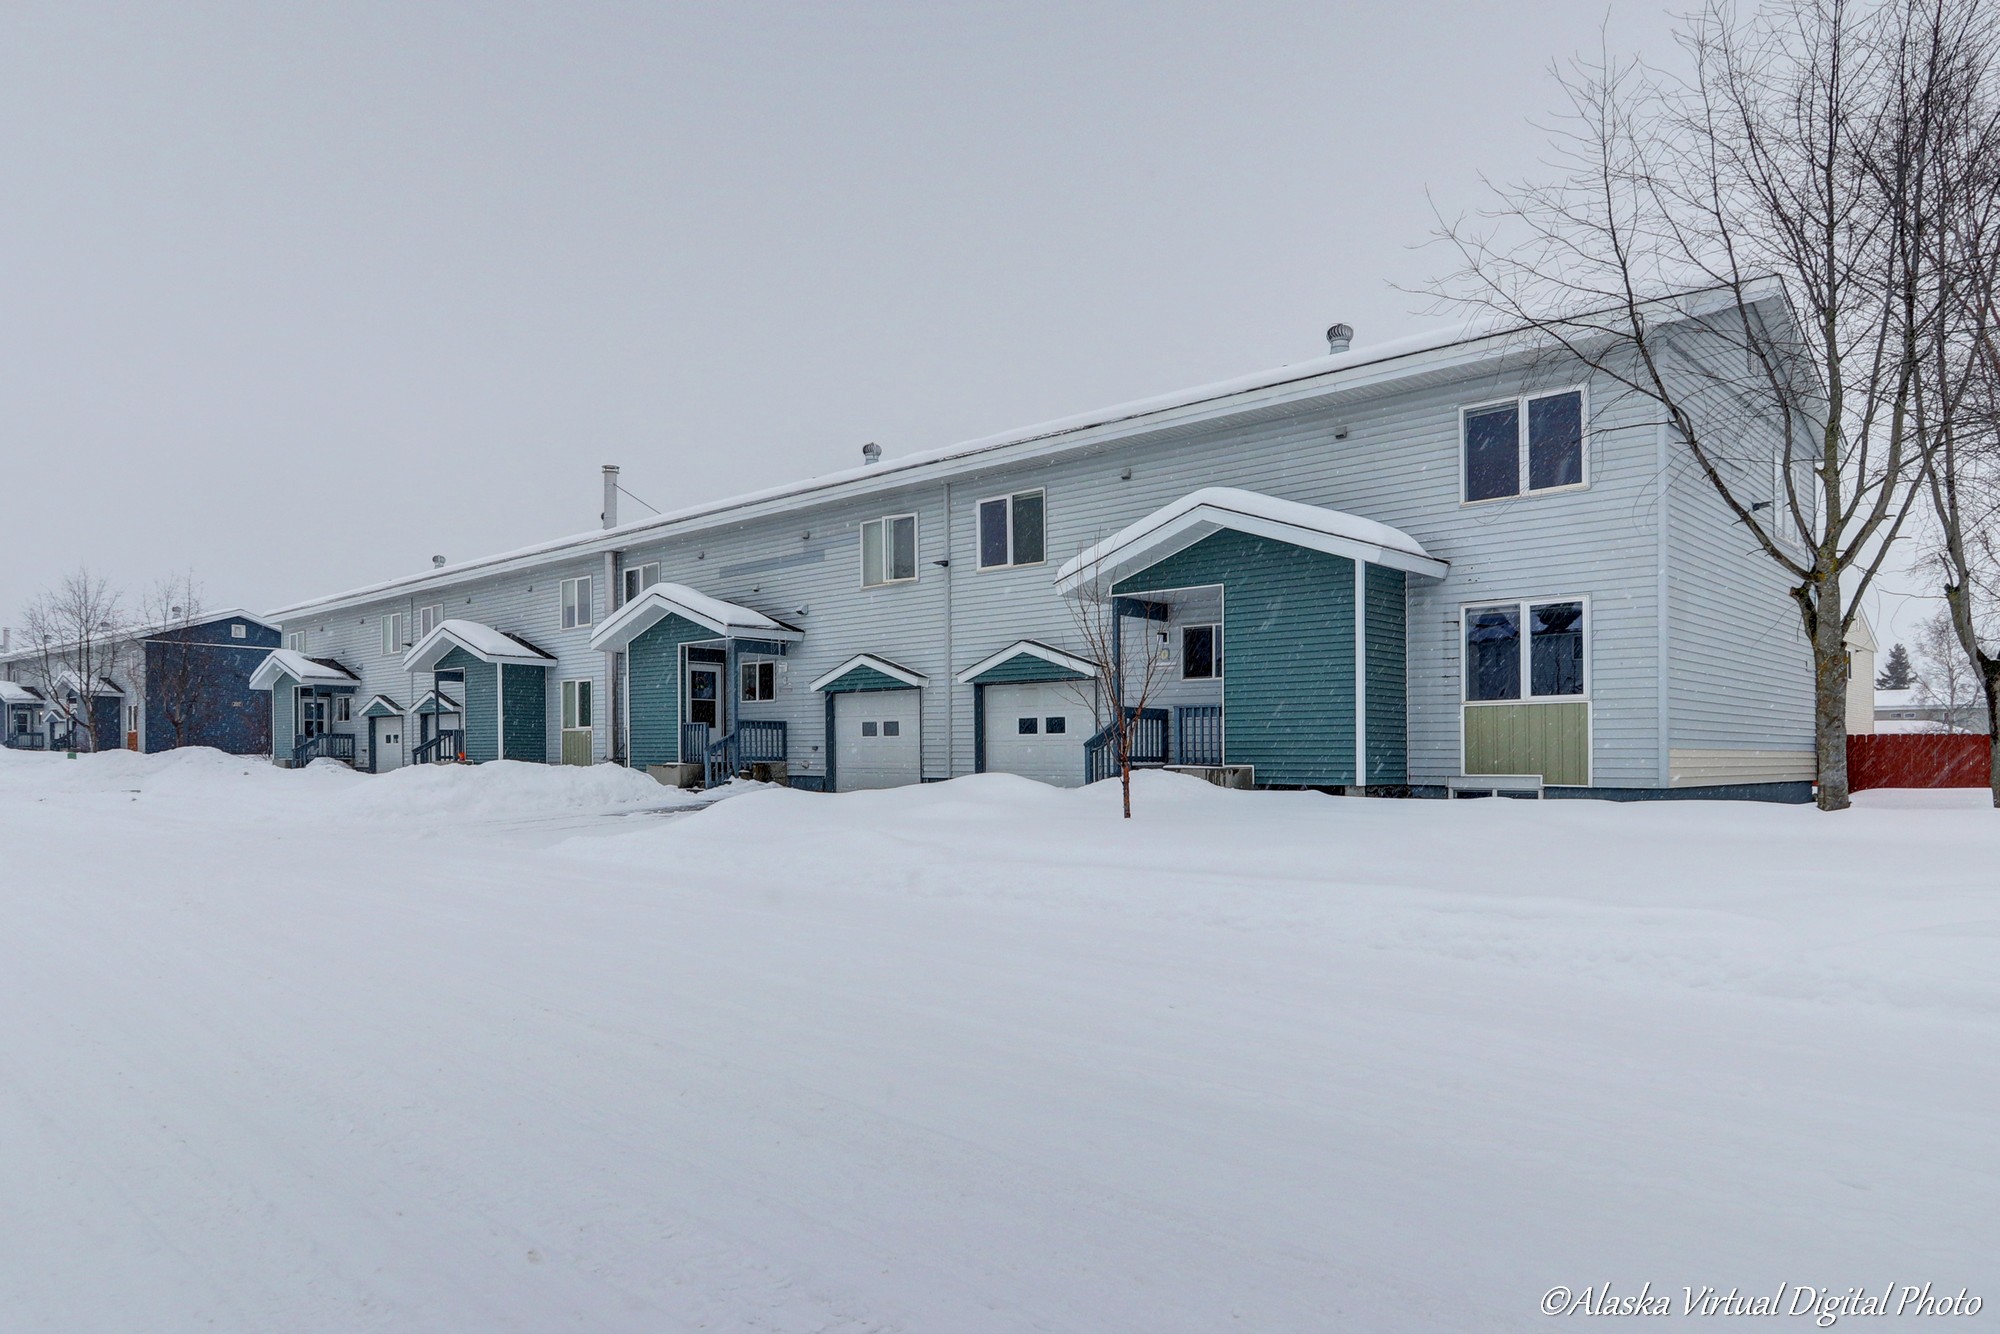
left=0, top=749, right=1993, bottom=1332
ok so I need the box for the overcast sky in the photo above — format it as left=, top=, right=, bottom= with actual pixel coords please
left=0, top=1, right=1937, bottom=646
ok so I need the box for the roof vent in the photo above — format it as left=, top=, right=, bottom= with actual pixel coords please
left=861, top=442, right=882, bottom=466
left=1325, top=323, right=1354, bottom=355
left=432, top=555, right=447, bottom=569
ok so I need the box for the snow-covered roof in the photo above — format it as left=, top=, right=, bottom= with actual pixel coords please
left=248, top=650, right=361, bottom=691
left=809, top=654, right=929, bottom=693
left=266, top=280, right=1790, bottom=625
left=404, top=619, right=557, bottom=671
left=588, top=583, right=803, bottom=654
left=411, top=688, right=463, bottom=715
left=1054, top=487, right=1447, bottom=594
left=0, top=680, right=43, bottom=706
left=54, top=670, right=125, bottom=698
left=359, top=694, right=406, bottom=718
left=954, top=640, right=1100, bottom=685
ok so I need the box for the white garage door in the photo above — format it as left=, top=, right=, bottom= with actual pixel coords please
left=834, top=689, right=922, bottom=791
left=984, top=681, right=1095, bottom=787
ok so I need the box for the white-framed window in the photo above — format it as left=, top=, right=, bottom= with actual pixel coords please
left=623, top=563, right=660, bottom=603
left=334, top=696, right=352, bottom=723
left=561, top=679, right=593, bottom=730
left=1461, top=388, right=1587, bottom=503
left=860, top=514, right=918, bottom=587
left=417, top=604, right=443, bottom=638
left=286, top=631, right=305, bottom=652
left=382, top=611, right=407, bottom=656
left=741, top=659, right=778, bottom=702
left=976, top=490, right=1046, bottom=569
left=560, top=575, right=593, bottom=630
left=1181, top=624, right=1221, bottom=680
left=230, top=623, right=246, bottom=639
left=1462, top=599, right=1588, bottom=702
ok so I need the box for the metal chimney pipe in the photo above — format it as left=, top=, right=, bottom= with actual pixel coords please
left=602, top=464, right=620, bottom=529
left=1325, top=323, right=1354, bottom=355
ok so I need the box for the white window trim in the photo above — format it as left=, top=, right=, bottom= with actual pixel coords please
left=974, top=489, right=1047, bottom=570
left=740, top=658, right=780, bottom=703
left=859, top=514, right=921, bottom=588
left=1459, top=596, right=1593, bottom=704
left=417, top=604, right=443, bottom=638
left=559, top=575, right=594, bottom=630
left=1458, top=385, right=1591, bottom=506
left=286, top=631, right=306, bottom=652
left=622, top=562, right=660, bottom=603
left=230, top=623, right=247, bottom=639
left=382, top=611, right=406, bottom=657
left=1180, top=623, right=1223, bottom=681
left=560, top=678, right=594, bottom=731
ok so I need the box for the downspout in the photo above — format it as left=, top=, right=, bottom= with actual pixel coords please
left=602, top=466, right=624, bottom=767
left=1656, top=423, right=1672, bottom=788
left=942, top=480, right=954, bottom=776
left=496, top=663, right=506, bottom=763
left=1354, top=562, right=1368, bottom=790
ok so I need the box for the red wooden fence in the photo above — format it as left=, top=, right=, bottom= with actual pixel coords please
left=1847, top=733, right=1991, bottom=790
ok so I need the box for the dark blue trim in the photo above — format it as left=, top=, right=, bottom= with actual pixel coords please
left=823, top=692, right=837, bottom=792
left=972, top=683, right=985, bottom=774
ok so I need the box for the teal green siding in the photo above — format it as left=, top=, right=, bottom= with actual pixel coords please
left=627, top=613, right=714, bottom=768
left=271, top=678, right=294, bottom=757
left=818, top=664, right=916, bottom=694
left=441, top=647, right=500, bottom=763
left=361, top=696, right=402, bottom=719
left=967, top=653, right=1090, bottom=685
left=1365, top=564, right=1407, bottom=784
left=501, top=664, right=547, bottom=762
left=1116, top=529, right=1357, bottom=786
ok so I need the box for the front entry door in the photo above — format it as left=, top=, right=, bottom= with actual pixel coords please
left=687, top=664, right=722, bottom=731
left=300, top=695, right=328, bottom=739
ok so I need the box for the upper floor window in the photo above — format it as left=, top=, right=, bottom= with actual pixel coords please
left=623, top=562, right=659, bottom=603
left=1464, top=600, right=1587, bottom=702
left=285, top=631, right=305, bottom=652
left=977, top=490, right=1045, bottom=569
left=1462, top=389, right=1586, bottom=503
left=229, top=623, right=247, bottom=639
left=1181, top=625, right=1221, bottom=680
left=382, top=611, right=407, bottom=656
left=417, top=604, right=442, bottom=638
left=560, top=576, right=593, bottom=630
left=861, top=515, right=917, bottom=587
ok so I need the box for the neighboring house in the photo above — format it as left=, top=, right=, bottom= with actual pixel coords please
left=0, top=680, right=50, bottom=749
left=0, top=610, right=282, bottom=754
left=261, top=284, right=1820, bottom=799
left=1845, top=611, right=1877, bottom=736
left=1874, top=687, right=1990, bottom=735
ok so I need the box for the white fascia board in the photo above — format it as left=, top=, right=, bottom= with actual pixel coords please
left=411, top=688, right=464, bottom=714
left=809, top=653, right=929, bottom=692
left=954, top=640, right=1100, bottom=685
left=1055, top=492, right=1448, bottom=595
left=587, top=584, right=803, bottom=654
left=248, top=649, right=358, bottom=691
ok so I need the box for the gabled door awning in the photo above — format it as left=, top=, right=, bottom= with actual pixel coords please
left=411, top=688, right=463, bottom=716
left=955, top=640, right=1098, bottom=686
left=1054, top=486, right=1448, bottom=594
left=359, top=694, right=405, bottom=718
left=249, top=650, right=361, bottom=691
left=589, top=583, right=803, bottom=654
left=811, top=653, right=928, bottom=693
left=403, top=619, right=556, bottom=671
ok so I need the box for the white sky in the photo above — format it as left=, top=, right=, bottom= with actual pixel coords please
left=0, top=1, right=1934, bottom=652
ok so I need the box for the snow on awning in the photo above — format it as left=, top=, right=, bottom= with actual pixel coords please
left=359, top=694, right=405, bottom=719
left=588, top=583, right=803, bottom=654
left=954, top=640, right=1098, bottom=686
left=811, top=654, right=928, bottom=693
left=403, top=619, right=556, bottom=671
left=1053, top=487, right=1448, bottom=594
left=249, top=650, right=360, bottom=691
left=54, top=670, right=127, bottom=698
left=411, top=688, right=462, bottom=716
left=0, top=681, right=43, bottom=706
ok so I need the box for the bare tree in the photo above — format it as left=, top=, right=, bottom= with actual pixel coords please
left=21, top=567, right=128, bottom=754
left=141, top=572, right=212, bottom=750
left=1429, top=0, right=1996, bottom=809
left=1067, top=572, right=1174, bottom=819
left=1911, top=606, right=1982, bottom=728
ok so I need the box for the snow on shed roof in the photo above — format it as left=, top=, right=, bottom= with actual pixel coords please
left=588, top=583, right=802, bottom=654
left=248, top=650, right=360, bottom=691
left=1054, top=487, right=1447, bottom=594
left=404, top=619, right=557, bottom=672
left=0, top=680, right=44, bottom=705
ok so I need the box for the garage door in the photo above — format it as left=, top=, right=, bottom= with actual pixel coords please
left=834, top=690, right=922, bottom=791
left=984, top=681, right=1095, bottom=787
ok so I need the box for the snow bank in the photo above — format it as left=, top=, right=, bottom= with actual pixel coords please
left=322, top=758, right=698, bottom=824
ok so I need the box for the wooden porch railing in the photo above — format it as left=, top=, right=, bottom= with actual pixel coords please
left=1084, top=707, right=1169, bottom=785
left=1174, top=704, right=1224, bottom=766
left=292, top=732, right=358, bottom=767
left=703, top=719, right=788, bottom=788
left=411, top=729, right=463, bottom=765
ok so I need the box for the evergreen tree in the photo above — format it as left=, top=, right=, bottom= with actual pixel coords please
left=1876, top=643, right=1915, bottom=691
